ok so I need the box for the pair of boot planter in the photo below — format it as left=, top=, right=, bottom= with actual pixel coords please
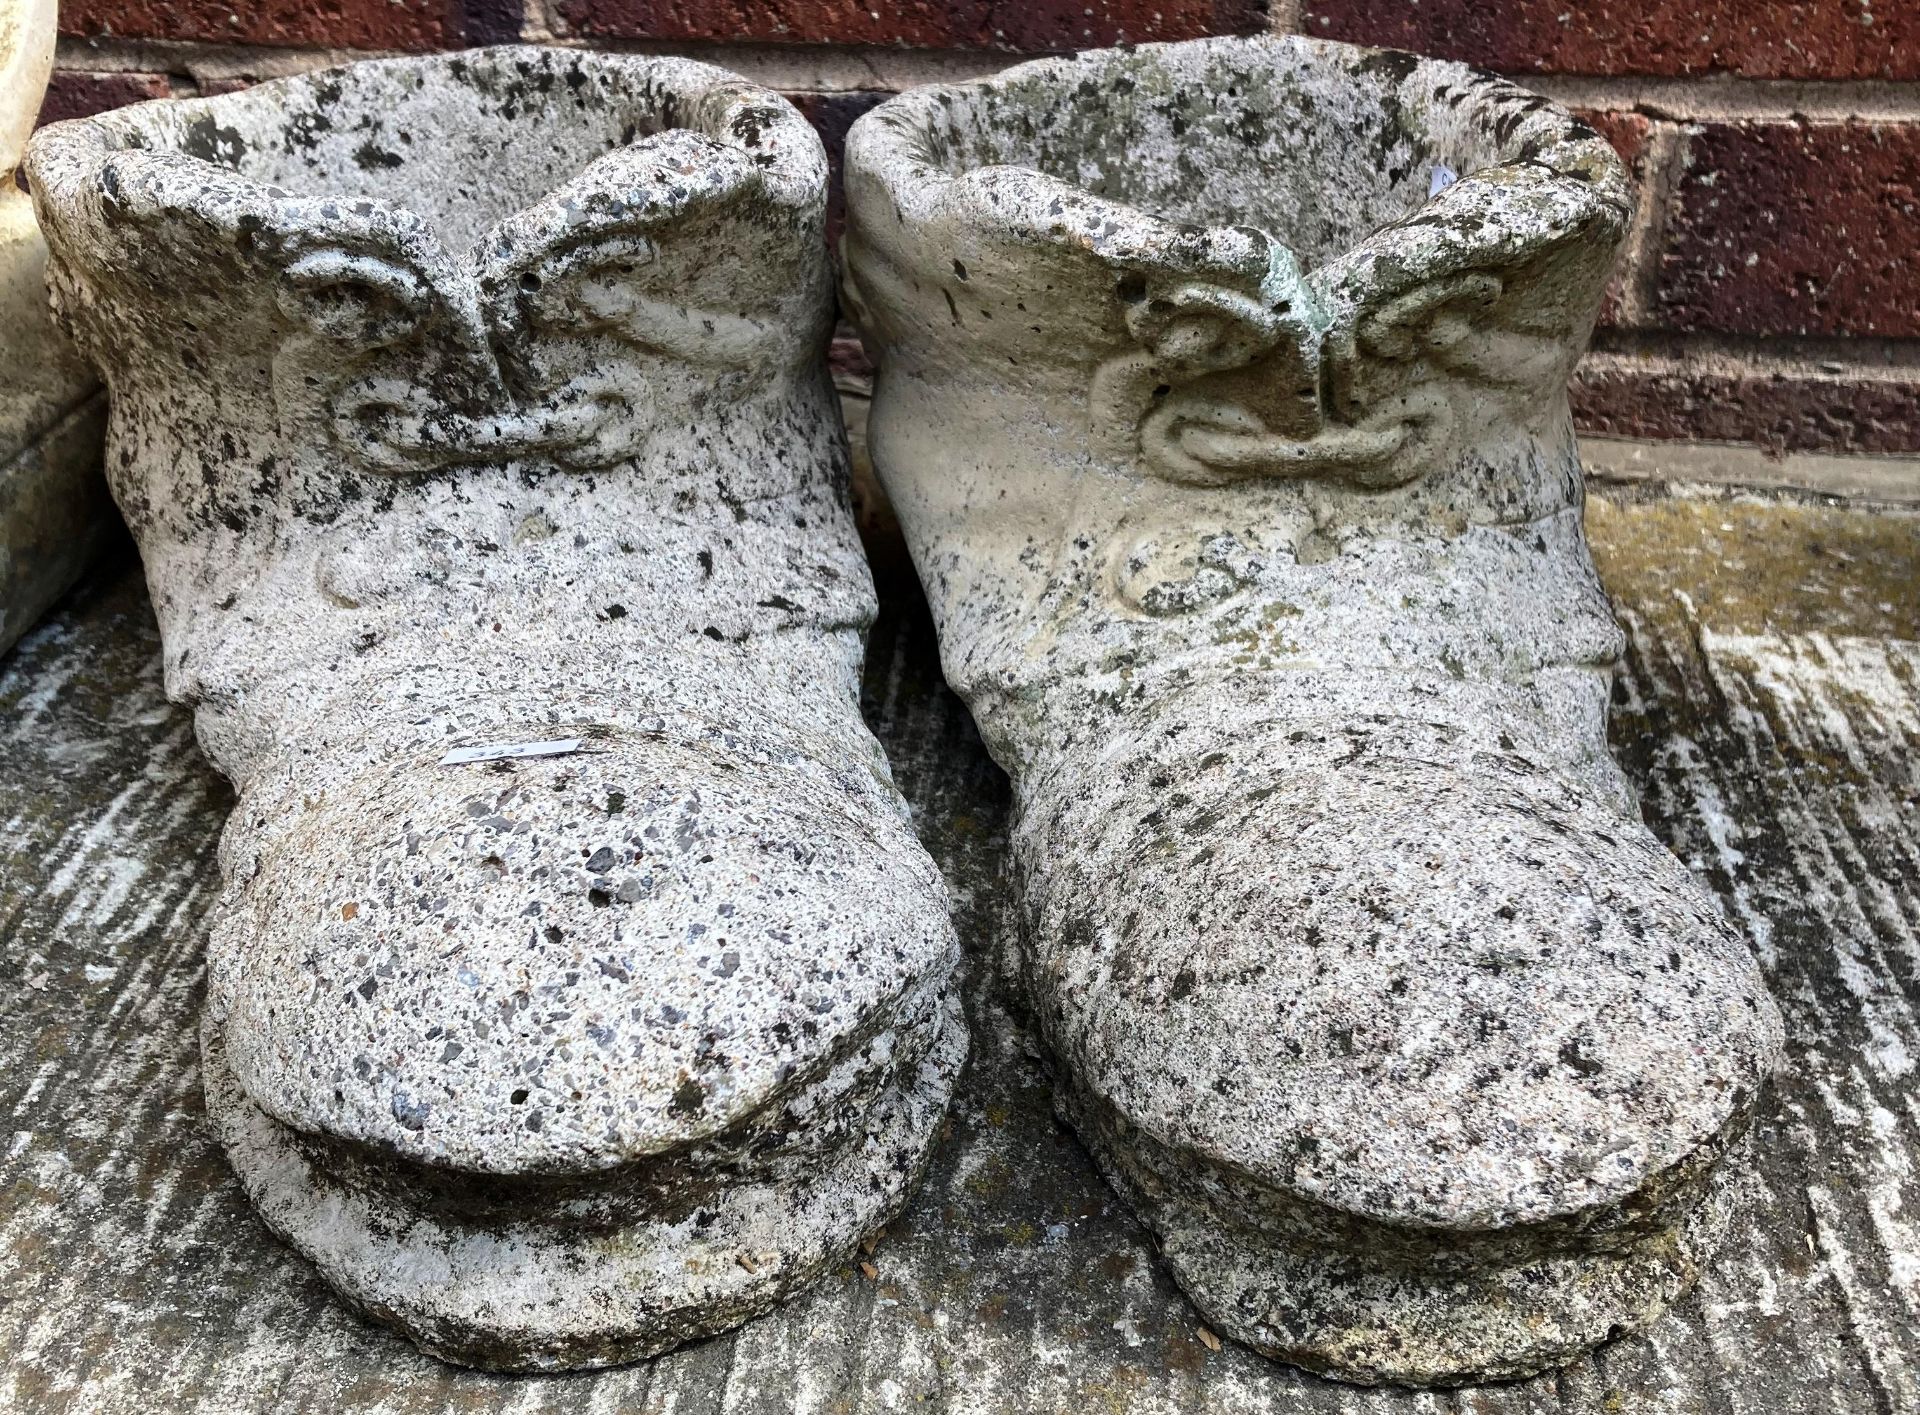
left=28, top=38, right=1783, bottom=1388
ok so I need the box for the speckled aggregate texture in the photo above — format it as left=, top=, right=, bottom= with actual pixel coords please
left=23, top=48, right=965, bottom=1370
left=844, top=37, right=1785, bottom=1386
left=0, top=0, right=110, bottom=654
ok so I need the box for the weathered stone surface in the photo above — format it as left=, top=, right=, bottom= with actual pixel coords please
left=844, top=36, right=1784, bottom=1386
left=26, top=47, right=963, bottom=1370
left=1654, top=119, right=1920, bottom=340
left=0, top=0, right=110, bottom=656
left=2, top=476, right=1914, bottom=1415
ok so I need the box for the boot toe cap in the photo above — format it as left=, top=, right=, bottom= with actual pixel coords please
left=211, top=727, right=956, bottom=1174
left=1042, top=747, right=1783, bottom=1231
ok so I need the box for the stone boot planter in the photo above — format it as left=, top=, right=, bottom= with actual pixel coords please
left=0, top=0, right=110, bottom=654
left=844, top=37, right=1784, bottom=1387
left=28, top=49, right=965, bottom=1371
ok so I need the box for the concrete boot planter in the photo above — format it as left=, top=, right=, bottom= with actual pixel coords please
left=0, top=0, right=110, bottom=654
left=844, top=37, right=1783, bottom=1387
left=28, top=48, right=965, bottom=1371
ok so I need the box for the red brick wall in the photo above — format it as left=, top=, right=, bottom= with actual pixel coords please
left=41, top=0, right=1920, bottom=459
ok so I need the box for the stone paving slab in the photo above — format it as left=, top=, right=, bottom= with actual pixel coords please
left=1, top=482, right=1916, bottom=1413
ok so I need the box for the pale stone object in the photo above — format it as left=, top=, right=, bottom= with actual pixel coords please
left=0, top=0, right=110, bottom=654
left=843, top=37, right=1785, bottom=1386
left=28, top=48, right=965, bottom=1370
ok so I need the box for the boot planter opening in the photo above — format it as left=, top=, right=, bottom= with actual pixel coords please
left=28, top=48, right=966, bottom=1371
left=843, top=37, right=1784, bottom=1387
left=1, top=0, right=110, bottom=654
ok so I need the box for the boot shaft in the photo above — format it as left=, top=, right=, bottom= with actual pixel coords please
left=27, top=49, right=867, bottom=782
left=843, top=37, right=1633, bottom=773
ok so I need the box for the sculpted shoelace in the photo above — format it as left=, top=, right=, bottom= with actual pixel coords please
left=1086, top=255, right=1570, bottom=491
left=268, top=230, right=796, bottom=474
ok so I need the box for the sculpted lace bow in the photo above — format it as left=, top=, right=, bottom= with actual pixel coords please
left=842, top=55, right=1629, bottom=493
left=34, top=80, right=829, bottom=478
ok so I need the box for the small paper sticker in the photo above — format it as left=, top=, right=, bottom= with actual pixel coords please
left=1430, top=164, right=1459, bottom=198
left=440, top=738, right=584, bottom=766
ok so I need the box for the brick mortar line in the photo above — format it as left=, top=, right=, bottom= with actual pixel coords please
left=521, top=0, right=556, bottom=44
left=56, top=36, right=401, bottom=81
left=1592, top=327, right=1920, bottom=364
left=522, top=38, right=1014, bottom=91
left=1613, top=122, right=1682, bottom=329
left=54, top=35, right=1016, bottom=90
left=1265, top=0, right=1304, bottom=34
left=1525, top=74, right=1920, bottom=124
left=1583, top=341, right=1920, bottom=381
left=1582, top=438, right=1920, bottom=504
